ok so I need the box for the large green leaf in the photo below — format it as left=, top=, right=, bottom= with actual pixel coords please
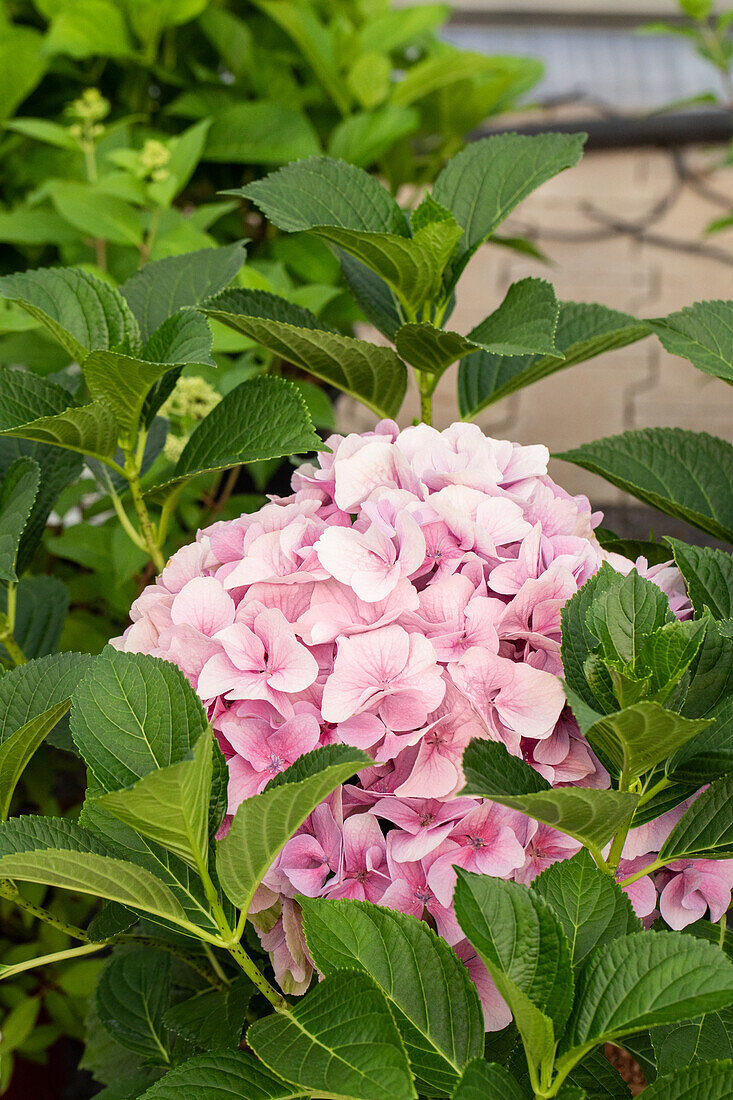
left=205, top=102, right=320, bottom=164
left=659, top=773, right=733, bottom=861
left=0, top=575, right=69, bottom=663
left=0, top=816, right=187, bottom=926
left=0, top=651, right=92, bottom=747
left=137, top=1051, right=307, bottom=1098
left=0, top=267, right=140, bottom=361
left=555, top=429, right=733, bottom=544
left=449, top=1060, right=526, bottom=1100
left=454, top=870, right=573, bottom=1075
left=651, top=1006, right=733, bottom=1077
left=432, top=132, right=586, bottom=260
left=97, top=947, right=172, bottom=1061
left=566, top=1046, right=631, bottom=1098
left=70, top=649, right=209, bottom=792
left=120, top=243, right=246, bottom=341
left=339, top=252, right=402, bottom=340
left=202, top=303, right=407, bottom=418
left=300, top=898, right=483, bottom=1095
left=217, top=745, right=368, bottom=913
left=585, top=569, right=673, bottom=668
left=236, top=156, right=407, bottom=236
left=0, top=402, right=119, bottom=465
left=557, top=932, right=733, bottom=1069
left=584, top=703, right=712, bottom=785
left=93, top=729, right=213, bottom=871
left=162, top=978, right=252, bottom=1052
left=247, top=971, right=416, bottom=1100
left=0, top=456, right=39, bottom=582
left=459, top=739, right=637, bottom=850
left=141, top=309, right=215, bottom=369
left=531, top=850, right=640, bottom=968
left=642, top=1061, right=733, bottom=1099
left=667, top=540, right=733, bottom=621
left=47, top=180, right=143, bottom=246
left=667, top=696, right=733, bottom=786
left=649, top=300, right=733, bottom=384
left=561, top=564, right=624, bottom=710
left=0, top=24, right=45, bottom=123
left=0, top=699, right=71, bottom=820
left=458, top=301, right=648, bottom=417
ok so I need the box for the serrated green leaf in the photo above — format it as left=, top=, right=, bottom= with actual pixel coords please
left=586, top=569, right=674, bottom=668
left=162, top=977, right=252, bottom=1052
left=149, top=377, right=322, bottom=501
left=0, top=651, right=92, bottom=749
left=394, top=324, right=475, bottom=375
left=450, top=1059, right=526, bottom=1099
left=642, top=1060, right=733, bottom=1099
left=137, top=1050, right=307, bottom=1098
left=248, top=971, right=416, bottom=1100
left=205, top=102, right=320, bottom=165
left=0, top=401, right=119, bottom=464
left=566, top=1046, right=631, bottom=1098
left=531, top=850, right=641, bottom=968
left=667, top=696, right=733, bottom=785
left=202, top=305, right=407, bottom=418
left=0, top=699, right=70, bottom=820
left=649, top=300, right=733, bottom=384
left=0, top=268, right=140, bottom=361
left=70, top=649, right=209, bottom=793
left=667, top=539, right=733, bottom=621
left=236, top=156, right=407, bottom=235
left=97, top=947, right=171, bottom=1062
left=432, top=132, right=586, bottom=263
left=339, top=251, right=402, bottom=340
left=659, top=773, right=733, bottom=861
left=454, top=870, right=572, bottom=1076
left=635, top=618, right=708, bottom=701
left=300, top=898, right=483, bottom=1095
left=93, top=729, right=213, bottom=871
left=459, top=739, right=637, bottom=849
left=0, top=456, right=39, bottom=582
left=142, top=309, right=215, bottom=369
left=458, top=301, right=649, bottom=418
left=216, top=745, right=368, bottom=913
left=584, top=703, right=712, bottom=785
left=0, top=575, right=69, bottom=664
left=561, top=564, right=624, bottom=710
left=557, top=932, right=733, bottom=1069
left=652, top=1006, right=733, bottom=1077
left=120, top=243, right=246, bottom=341
left=555, top=428, right=733, bottom=544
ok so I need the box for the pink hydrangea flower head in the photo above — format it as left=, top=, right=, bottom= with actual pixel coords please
left=115, top=419, right=694, bottom=1026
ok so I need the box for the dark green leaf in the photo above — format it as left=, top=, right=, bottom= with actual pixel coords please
left=0, top=456, right=39, bottom=582
left=460, top=739, right=550, bottom=797
left=566, top=1047, right=631, bottom=1098
left=561, top=564, right=624, bottom=710
left=659, top=773, right=733, bottom=861
left=0, top=402, right=119, bottom=464
left=97, top=947, right=172, bottom=1062
left=137, top=1050, right=307, bottom=1098
left=339, top=252, right=402, bottom=340
left=585, top=569, right=673, bottom=668
left=634, top=1059, right=733, bottom=1098
left=667, top=696, right=733, bottom=785
left=584, top=703, right=712, bottom=785
left=1, top=575, right=69, bottom=663
left=450, top=1059, right=526, bottom=1100
left=0, top=652, right=92, bottom=746
left=649, top=300, right=733, bottom=383
left=162, top=977, right=252, bottom=1051
left=651, top=1005, right=733, bottom=1076
left=667, top=539, right=733, bottom=620
left=0, top=699, right=71, bottom=819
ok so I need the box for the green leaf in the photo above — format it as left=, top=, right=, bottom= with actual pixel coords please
left=667, top=696, right=733, bottom=785
left=92, top=729, right=213, bottom=871
left=162, top=978, right=252, bottom=1052
left=236, top=156, right=407, bottom=235
left=0, top=402, right=119, bottom=464
left=432, top=132, right=586, bottom=261
left=555, top=428, right=733, bottom=544
left=557, top=932, right=733, bottom=1069
left=70, top=649, right=209, bottom=793
left=216, top=745, right=368, bottom=913
left=120, top=243, right=246, bottom=341
left=652, top=1006, right=733, bottom=1076
left=561, top=564, right=624, bottom=709
left=0, top=267, right=140, bottom=361
left=642, top=1061, right=733, bottom=1099
left=586, top=569, right=673, bottom=668
left=459, top=739, right=638, bottom=849
left=300, top=898, right=483, bottom=1095
left=43, top=0, right=135, bottom=59
left=247, top=971, right=416, bottom=1100
left=202, top=302, right=407, bottom=419
left=5, top=117, right=78, bottom=149
left=142, top=309, right=215, bottom=369
left=0, top=651, right=92, bottom=748
left=667, top=539, right=733, bottom=620
left=0, top=575, right=69, bottom=662
left=531, top=850, right=641, bottom=968
left=458, top=302, right=649, bottom=418
left=97, top=947, right=171, bottom=1062
left=584, top=703, right=712, bottom=785
left=137, top=1050, right=307, bottom=1098
left=566, top=1047, right=631, bottom=1098
left=150, top=377, right=322, bottom=500
left=659, top=773, right=733, bottom=861
left=649, top=300, right=733, bottom=384
left=0, top=24, right=45, bottom=123
left=205, top=103, right=320, bottom=164
left=450, top=1059, right=526, bottom=1100
left=339, top=252, right=402, bottom=340
left=0, top=699, right=70, bottom=820
left=328, top=106, right=419, bottom=168
left=0, top=816, right=187, bottom=926
left=634, top=618, right=708, bottom=701
left=454, top=870, right=572, bottom=1076
left=47, top=180, right=143, bottom=246
left=0, top=456, right=39, bottom=582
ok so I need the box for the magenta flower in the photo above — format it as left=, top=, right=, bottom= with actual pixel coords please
left=324, top=814, right=389, bottom=903
left=427, top=802, right=527, bottom=907
left=658, top=859, right=733, bottom=929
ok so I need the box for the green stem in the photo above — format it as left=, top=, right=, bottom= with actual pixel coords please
left=419, top=390, right=433, bottom=426
left=0, top=942, right=106, bottom=982
left=203, top=943, right=231, bottom=986
left=109, top=487, right=148, bottom=552
left=0, top=628, right=26, bottom=666
left=637, top=774, right=671, bottom=808
left=226, top=938, right=288, bottom=1011
left=123, top=448, right=165, bottom=572
left=0, top=879, right=89, bottom=941
left=618, top=858, right=666, bottom=888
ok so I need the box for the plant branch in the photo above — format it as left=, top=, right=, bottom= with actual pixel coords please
left=0, top=941, right=106, bottom=982
left=123, top=448, right=165, bottom=572
left=0, top=879, right=89, bottom=941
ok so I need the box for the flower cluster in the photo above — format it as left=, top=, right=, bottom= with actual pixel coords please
left=115, top=420, right=725, bottom=1027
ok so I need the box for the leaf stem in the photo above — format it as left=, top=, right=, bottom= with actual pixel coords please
left=637, top=775, right=671, bottom=808
left=618, top=858, right=666, bottom=888
left=0, top=941, right=106, bottom=982
left=0, top=627, right=26, bottom=667
left=108, top=487, right=148, bottom=552
left=225, top=938, right=288, bottom=1011
left=123, top=448, right=165, bottom=572
left=0, top=879, right=89, bottom=941
left=203, top=942, right=231, bottom=986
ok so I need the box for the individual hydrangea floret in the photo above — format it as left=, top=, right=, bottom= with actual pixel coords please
left=116, top=420, right=717, bottom=1025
